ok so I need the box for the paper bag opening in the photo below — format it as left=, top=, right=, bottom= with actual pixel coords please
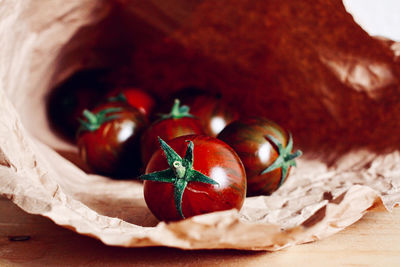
left=0, top=0, right=399, bottom=250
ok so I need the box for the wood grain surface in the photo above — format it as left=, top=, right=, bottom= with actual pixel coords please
left=1, top=197, right=399, bottom=266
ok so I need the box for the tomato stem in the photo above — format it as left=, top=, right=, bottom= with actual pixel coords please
left=261, top=134, right=302, bottom=187
left=83, top=110, right=98, bottom=124
left=140, top=137, right=219, bottom=220
left=158, top=99, right=194, bottom=120
left=172, top=161, right=186, bottom=179
left=285, top=150, right=302, bottom=162
left=108, top=92, right=127, bottom=103
left=78, top=107, right=123, bottom=133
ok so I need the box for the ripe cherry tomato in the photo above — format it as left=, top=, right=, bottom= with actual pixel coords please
left=140, top=135, right=246, bottom=221
left=217, top=117, right=302, bottom=196
left=77, top=102, right=147, bottom=177
left=107, top=87, right=156, bottom=117
left=172, top=88, right=239, bottom=137
left=140, top=99, right=205, bottom=165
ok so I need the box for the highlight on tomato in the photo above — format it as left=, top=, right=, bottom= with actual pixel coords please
left=77, top=102, right=147, bottom=178
left=171, top=88, right=239, bottom=137
left=217, top=117, right=302, bottom=196
left=140, top=135, right=247, bottom=222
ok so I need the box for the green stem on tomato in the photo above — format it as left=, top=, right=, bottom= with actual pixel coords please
left=139, top=137, right=219, bottom=219
left=172, top=161, right=186, bottom=179
left=78, top=107, right=123, bottom=133
left=260, top=134, right=302, bottom=187
left=108, top=92, right=127, bottom=103
left=83, top=110, right=98, bottom=125
left=158, top=99, right=194, bottom=120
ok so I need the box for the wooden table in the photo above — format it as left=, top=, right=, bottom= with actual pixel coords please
left=1, top=197, right=400, bottom=266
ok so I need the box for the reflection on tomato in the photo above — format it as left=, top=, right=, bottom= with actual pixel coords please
left=140, top=99, right=204, bottom=165
left=218, top=117, right=302, bottom=196
left=141, top=135, right=246, bottom=221
left=77, top=102, right=147, bottom=178
left=172, top=88, right=239, bottom=137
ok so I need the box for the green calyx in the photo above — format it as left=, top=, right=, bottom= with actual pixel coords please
left=139, top=137, right=218, bottom=219
left=78, top=107, right=122, bottom=132
left=107, top=92, right=127, bottom=103
left=158, top=99, right=193, bottom=120
left=261, top=134, right=302, bottom=187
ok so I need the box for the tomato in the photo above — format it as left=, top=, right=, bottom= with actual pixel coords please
left=107, top=87, right=156, bottom=117
left=140, top=99, right=205, bottom=165
left=217, top=117, right=302, bottom=196
left=140, top=135, right=246, bottom=221
left=172, top=88, right=239, bottom=137
left=77, top=102, right=147, bottom=177
left=47, top=69, right=109, bottom=141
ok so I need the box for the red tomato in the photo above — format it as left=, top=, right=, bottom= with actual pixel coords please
left=107, top=88, right=156, bottom=117
left=172, top=88, right=239, bottom=137
left=140, top=99, right=204, bottom=165
left=77, top=102, right=147, bottom=177
left=217, top=117, right=302, bottom=196
left=141, top=135, right=246, bottom=221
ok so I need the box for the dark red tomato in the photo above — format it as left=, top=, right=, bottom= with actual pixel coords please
left=140, top=99, right=204, bottom=165
left=172, top=88, right=239, bottom=137
left=47, top=69, right=110, bottom=141
left=77, top=102, right=147, bottom=178
left=107, top=87, right=156, bottom=117
left=217, top=117, right=302, bottom=196
left=141, top=135, right=246, bottom=221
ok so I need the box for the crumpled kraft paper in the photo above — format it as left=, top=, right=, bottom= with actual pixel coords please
left=0, top=0, right=399, bottom=251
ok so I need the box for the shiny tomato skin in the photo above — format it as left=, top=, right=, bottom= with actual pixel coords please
left=77, top=102, right=147, bottom=177
left=175, top=90, right=239, bottom=137
left=189, top=95, right=239, bottom=137
left=140, top=117, right=205, bottom=165
left=144, top=135, right=246, bottom=221
left=217, top=117, right=289, bottom=196
left=107, top=88, right=156, bottom=117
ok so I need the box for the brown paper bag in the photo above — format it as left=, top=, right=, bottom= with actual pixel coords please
left=0, top=0, right=399, bottom=250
